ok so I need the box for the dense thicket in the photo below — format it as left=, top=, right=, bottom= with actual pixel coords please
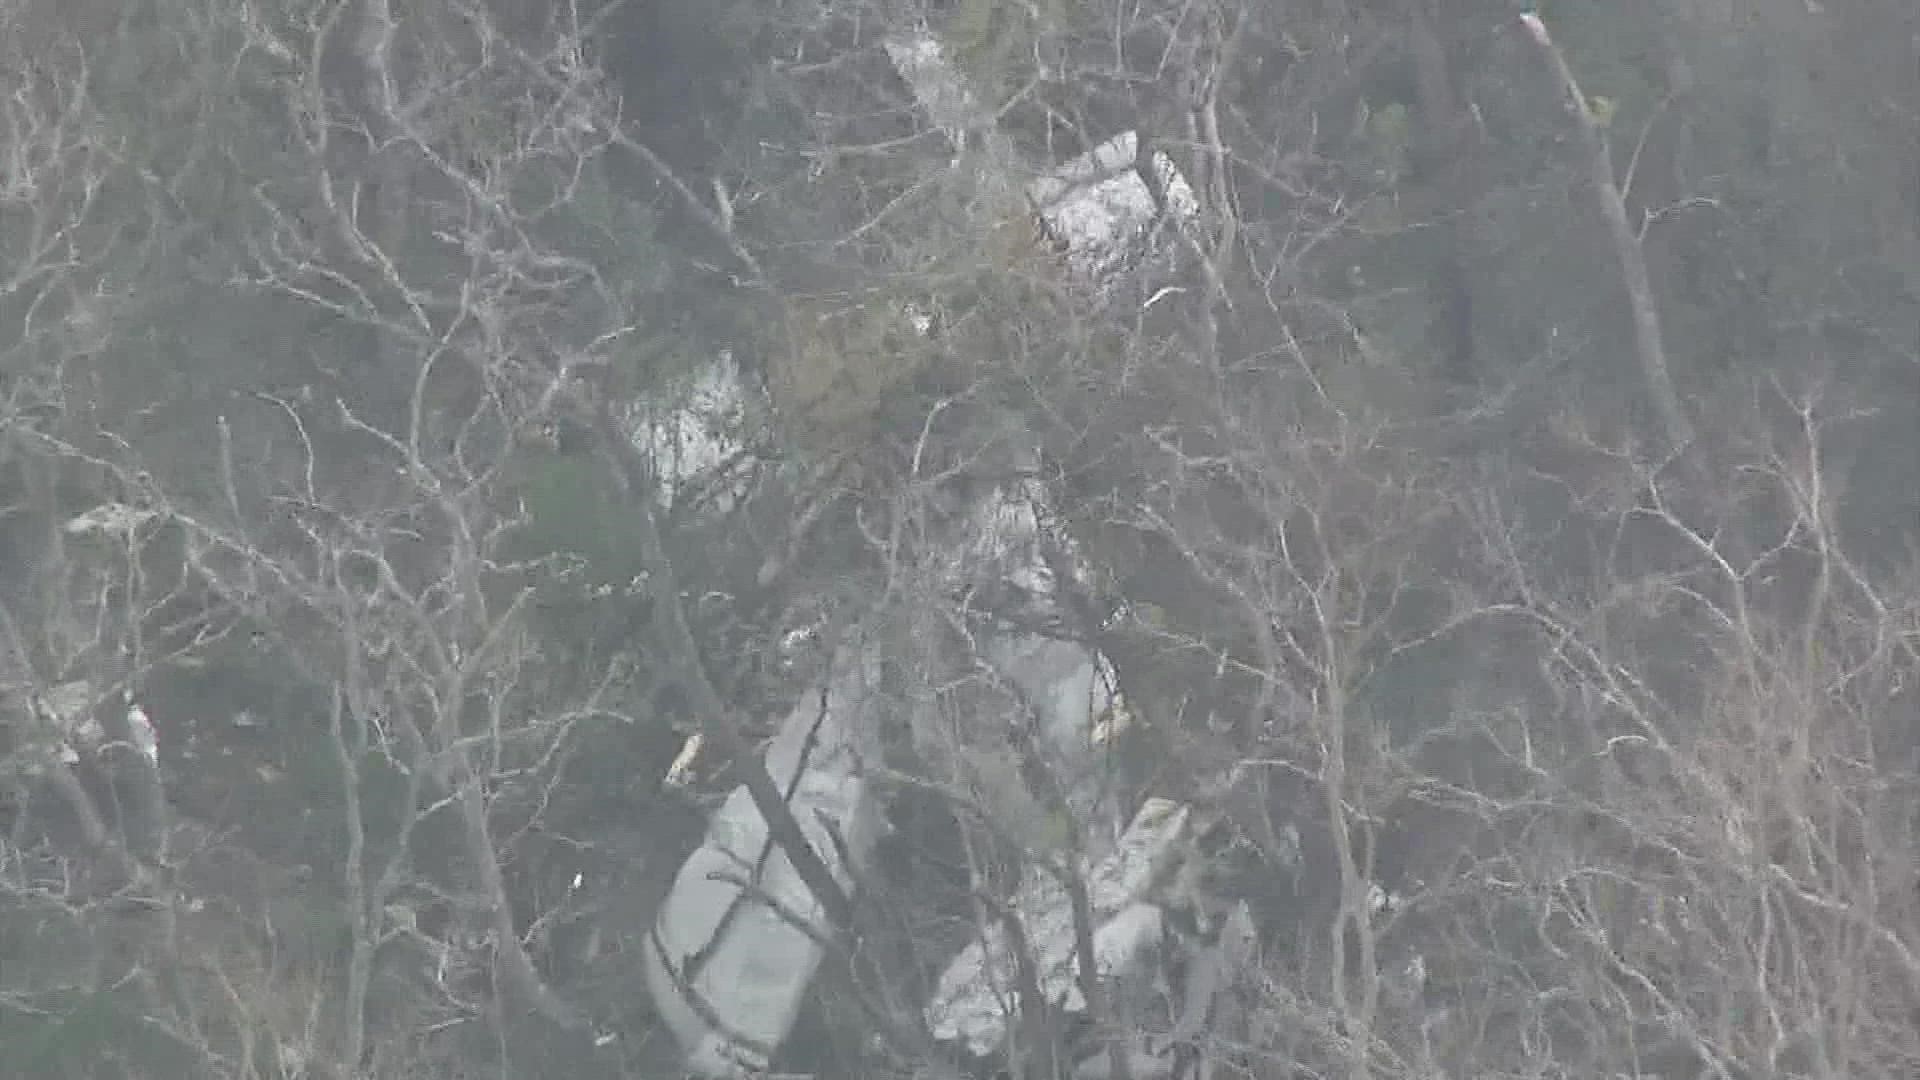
left=0, top=0, right=1914, bottom=1077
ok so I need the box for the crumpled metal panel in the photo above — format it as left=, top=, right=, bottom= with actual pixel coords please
left=641, top=647, right=886, bottom=1076
left=926, top=798, right=1193, bottom=1056
left=641, top=27, right=1202, bottom=1078
left=1030, top=130, right=1199, bottom=287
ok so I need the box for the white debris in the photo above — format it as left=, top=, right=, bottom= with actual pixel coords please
left=884, top=30, right=1197, bottom=297
left=33, top=681, right=97, bottom=728
left=1141, top=285, right=1185, bottom=312
left=1030, top=130, right=1199, bottom=287
left=630, top=350, right=758, bottom=511
left=125, top=699, right=157, bottom=766
left=778, top=622, right=824, bottom=672
left=642, top=646, right=886, bottom=1076
left=63, top=503, right=160, bottom=537
left=983, top=633, right=1122, bottom=774
left=1088, top=688, right=1134, bottom=747
left=1059, top=901, right=1166, bottom=1013
left=926, top=798, right=1193, bottom=1056
left=634, top=24, right=1200, bottom=1079
left=883, top=35, right=994, bottom=154
left=663, top=732, right=704, bottom=788
left=902, top=301, right=935, bottom=337
left=21, top=680, right=102, bottom=763
left=952, top=475, right=1128, bottom=826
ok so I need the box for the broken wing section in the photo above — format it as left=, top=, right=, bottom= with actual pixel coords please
left=642, top=645, right=886, bottom=1076
left=943, top=472, right=1134, bottom=837
left=1029, top=130, right=1199, bottom=289
left=926, top=797, right=1192, bottom=1057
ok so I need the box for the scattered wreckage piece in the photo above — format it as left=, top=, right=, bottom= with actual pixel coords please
left=1068, top=900, right=1259, bottom=1080
left=4, top=680, right=158, bottom=772
left=641, top=28, right=1203, bottom=1080
left=876, top=44, right=1206, bottom=1059
left=642, top=646, right=887, bottom=1077
left=883, top=31, right=1199, bottom=301
left=628, top=349, right=762, bottom=513
left=925, top=797, right=1195, bottom=1058
left=937, top=471, right=1137, bottom=840
left=1029, top=130, right=1199, bottom=292
left=882, top=35, right=1003, bottom=162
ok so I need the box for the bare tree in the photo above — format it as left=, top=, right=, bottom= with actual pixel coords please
left=1422, top=377, right=1920, bottom=1080
left=5, top=0, right=645, bottom=1072
left=5, top=1, right=1915, bottom=1078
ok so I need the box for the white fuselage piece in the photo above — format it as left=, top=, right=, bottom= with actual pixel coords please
left=642, top=648, right=886, bottom=1077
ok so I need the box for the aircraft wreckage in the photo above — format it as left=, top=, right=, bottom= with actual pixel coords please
left=640, top=30, right=1240, bottom=1079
